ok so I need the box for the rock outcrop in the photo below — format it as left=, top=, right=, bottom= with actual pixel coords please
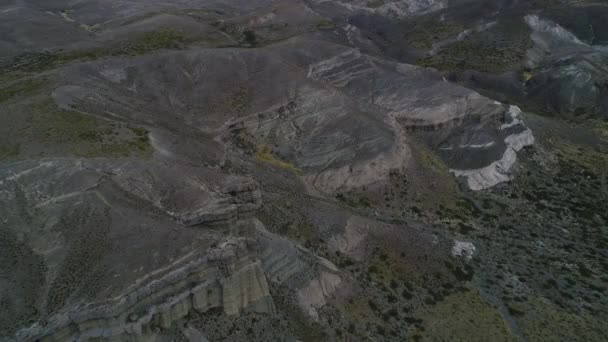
left=311, top=0, right=447, bottom=18
left=49, top=30, right=536, bottom=195
left=14, top=234, right=274, bottom=342
left=524, top=14, right=608, bottom=118
left=6, top=1, right=605, bottom=341
left=451, top=240, right=476, bottom=261
left=297, top=272, right=342, bottom=321
left=449, top=105, right=535, bottom=190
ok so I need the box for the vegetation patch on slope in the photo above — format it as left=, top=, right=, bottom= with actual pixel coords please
left=1, top=29, right=192, bottom=75
left=416, top=17, right=532, bottom=73
left=0, top=78, right=48, bottom=103
left=1, top=94, right=152, bottom=161
left=403, top=19, right=466, bottom=50
left=255, top=145, right=302, bottom=175
left=408, top=289, right=516, bottom=342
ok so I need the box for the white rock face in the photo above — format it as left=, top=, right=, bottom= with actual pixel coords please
left=524, top=14, right=590, bottom=68
left=450, top=105, right=535, bottom=191
left=327, top=216, right=371, bottom=254
left=314, top=0, right=447, bottom=18
left=297, top=272, right=342, bottom=320
left=222, top=261, right=274, bottom=316
left=451, top=241, right=476, bottom=261
left=451, top=148, right=516, bottom=191
left=523, top=14, right=608, bottom=117
left=374, top=0, right=447, bottom=18
left=525, top=14, right=588, bottom=48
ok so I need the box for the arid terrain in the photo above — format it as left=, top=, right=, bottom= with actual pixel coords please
left=1, top=0, right=607, bottom=341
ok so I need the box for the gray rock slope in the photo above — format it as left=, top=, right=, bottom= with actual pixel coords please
left=2, top=0, right=607, bottom=341
left=52, top=37, right=532, bottom=191
left=3, top=0, right=530, bottom=339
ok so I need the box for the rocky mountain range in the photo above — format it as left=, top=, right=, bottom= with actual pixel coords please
left=1, top=0, right=607, bottom=341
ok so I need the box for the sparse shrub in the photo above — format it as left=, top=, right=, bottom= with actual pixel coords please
left=242, top=30, right=257, bottom=46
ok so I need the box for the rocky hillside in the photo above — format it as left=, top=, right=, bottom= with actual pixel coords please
left=1, top=0, right=607, bottom=341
